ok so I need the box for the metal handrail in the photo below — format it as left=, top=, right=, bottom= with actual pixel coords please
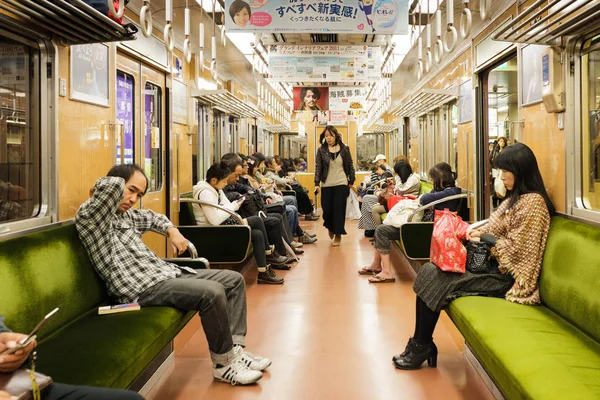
left=469, top=219, right=489, bottom=230
left=179, top=198, right=245, bottom=225
left=407, top=193, right=469, bottom=222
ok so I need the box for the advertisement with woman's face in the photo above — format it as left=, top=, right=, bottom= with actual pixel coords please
left=293, top=86, right=329, bottom=111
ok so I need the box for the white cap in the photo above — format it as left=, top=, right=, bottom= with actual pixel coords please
left=372, top=154, right=387, bottom=163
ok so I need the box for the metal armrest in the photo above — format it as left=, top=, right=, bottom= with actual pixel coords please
left=163, top=257, right=210, bottom=269
left=470, top=219, right=489, bottom=230
left=179, top=198, right=244, bottom=224
left=408, top=193, right=469, bottom=222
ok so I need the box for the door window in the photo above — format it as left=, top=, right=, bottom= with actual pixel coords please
left=116, top=71, right=135, bottom=165
left=144, top=82, right=162, bottom=192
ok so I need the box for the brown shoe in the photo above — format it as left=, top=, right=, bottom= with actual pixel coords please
left=328, top=230, right=334, bottom=240
left=332, top=234, right=342, bottom=246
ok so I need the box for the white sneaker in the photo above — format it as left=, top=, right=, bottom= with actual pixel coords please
left=213, top=356, right=263, bottom=385
left=234, top=345, right=272, bottom=371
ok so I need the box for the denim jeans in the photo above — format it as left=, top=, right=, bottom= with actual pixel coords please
left=138, top=269, right=247, bottom=364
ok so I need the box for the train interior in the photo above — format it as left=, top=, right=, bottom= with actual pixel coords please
left=1, top=0, right=600, bottom=399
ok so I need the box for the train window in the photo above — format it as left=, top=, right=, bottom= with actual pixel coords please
left=116, top=71, right=135, bottom=165
left=0, top=40, right=40, bottom=224
left=356, top=133, right=385, bottom=171
left=144, top=82, right=162, bottom=192
left=582, top=48, right=600, bottom=210
left=278, top=134, right=307, bottom=162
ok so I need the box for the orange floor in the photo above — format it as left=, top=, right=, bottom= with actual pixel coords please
left=147, top=220, right=494, bottom=400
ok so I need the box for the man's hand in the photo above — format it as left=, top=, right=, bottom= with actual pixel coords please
left=0, top=390, right=14, bottom=399
left=265, top=198, right=274, bottom=205
left=167, top=227, right=188, bottom=255
left=0, top=332, right=36, bottom=373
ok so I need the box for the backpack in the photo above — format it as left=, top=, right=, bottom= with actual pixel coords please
left=238, top=191, right=267, bottom=219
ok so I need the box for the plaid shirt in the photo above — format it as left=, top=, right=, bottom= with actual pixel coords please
left=76, top=177, right=195, bottom=303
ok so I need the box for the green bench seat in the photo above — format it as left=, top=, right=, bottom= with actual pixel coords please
left=0, top=222, right=200, bottom=389
left=447, top=216, right=600, bottom=399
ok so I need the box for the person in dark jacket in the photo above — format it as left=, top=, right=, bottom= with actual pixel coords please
left=314, top=125, right=355, bottom=246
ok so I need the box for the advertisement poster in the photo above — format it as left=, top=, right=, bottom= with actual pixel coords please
left=116, top=73, right=134, bottom=165
left=328, top=110, right=348, bottom=125
left=328, top=86, right=368, bottom=111
left=0, top=45, right=27, bottom=86
left=70, top=43, right=109, bottom=107
left=172, top=79, right=188, bottom=124
left=225, top=0, right=409, bottom=34
left=269, top=45, right=381, bottom=83
left=293, top=86, right=329, bottom=111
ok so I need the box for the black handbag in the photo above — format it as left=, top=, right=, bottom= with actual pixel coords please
left=465, top=240, right=498, bottom=274
left=265, top=201, right=286, bottom=215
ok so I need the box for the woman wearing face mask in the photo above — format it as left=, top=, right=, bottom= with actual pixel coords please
left=314, top=125, right=355, bottom=246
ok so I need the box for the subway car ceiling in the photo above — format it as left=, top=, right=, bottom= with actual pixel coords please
left=1, top=0, right=600, bottom=235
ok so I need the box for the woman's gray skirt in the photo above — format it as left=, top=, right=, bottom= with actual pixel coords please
left=413, top=262, right=515, bottom=312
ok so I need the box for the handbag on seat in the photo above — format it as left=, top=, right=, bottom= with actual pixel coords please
left=430, top=209, right=469, bottom=273
left=0, top=368, right=53, bottom=400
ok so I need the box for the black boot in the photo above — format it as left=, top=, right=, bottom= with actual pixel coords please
left=257, top=266, right=284, bottom=284
left=394, top=341, right=437, bottom=370
left=392, top=337, right=417, bottom=363
left=266, top=253, right=288, bottom=265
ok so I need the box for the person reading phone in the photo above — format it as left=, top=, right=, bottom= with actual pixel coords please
left=0, top=315, right=143, bottom=400
left=76, top=164, right=270, bottom=386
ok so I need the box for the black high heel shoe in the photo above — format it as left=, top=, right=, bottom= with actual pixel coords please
left=392, top=337, right=416, bottom=363
left=394, top=341, right=437, bottom=370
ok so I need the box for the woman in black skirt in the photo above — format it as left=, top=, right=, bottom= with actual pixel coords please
left=393, top=143, right=554, bottom=370
left=314, top=126, right=355, bottom=246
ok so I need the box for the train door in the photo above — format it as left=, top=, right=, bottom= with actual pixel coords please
left=477, top=54, right=518, bottom=218
left=116, top=53, right=167, bottom=257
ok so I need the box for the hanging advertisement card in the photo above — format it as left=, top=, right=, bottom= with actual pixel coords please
left=329, top=110, right=348, bottom=125
left=225, top=0, right=409, bottom=34
left=317, top=110, right=329, bottom=126
left=269, top=45, right=381, bottom=83
left=293, top=86, right=329, bottom=111
left=328, top=86, right=368, bottom=111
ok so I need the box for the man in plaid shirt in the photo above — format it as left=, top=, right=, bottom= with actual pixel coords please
left=76, top=164, right=270, bottom=386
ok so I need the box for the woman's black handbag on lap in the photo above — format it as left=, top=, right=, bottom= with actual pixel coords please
left=465, top=240, right=498, bottom=274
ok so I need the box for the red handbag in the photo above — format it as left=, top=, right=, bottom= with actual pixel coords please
left=430, top=209, right=470, bottom=273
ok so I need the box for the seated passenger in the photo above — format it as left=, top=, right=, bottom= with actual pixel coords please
left=371, top=161, right=420, bottom=227
left=243, top=156, right=316, bottom=247
left=0, top=314, right=142, bottom=399
left=75, top=164, right=269, bottom=386
left=359, top=162, right=462, bottom=283
left=261, top=155, right=319, bottom=221
left=393, top=143, right=554, bottom=369
left=358, top=165, right=394, bottom=237
left=193, top=163, right=286, bottom=282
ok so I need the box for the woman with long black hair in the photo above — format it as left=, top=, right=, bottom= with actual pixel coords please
left=393, top=143, right=554, bottom=370
left=314, top=125, right=355, bottom=246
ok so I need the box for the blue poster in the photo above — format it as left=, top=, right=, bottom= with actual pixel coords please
left=225, top=0, right=408, bottom=34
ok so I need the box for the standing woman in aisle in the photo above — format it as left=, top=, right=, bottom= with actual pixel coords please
left=314, top=125, right=355, bottom=246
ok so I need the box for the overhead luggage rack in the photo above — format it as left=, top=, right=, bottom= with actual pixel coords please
left=393, top=89, right=458, bottom=118
left=0, top=0, right=136, bottom=45
left=492, top=0, right=600, bottom=46
left=373, top=124, right=398, bottom=133
left=264, top=124, right=291, bottom=133
left=192, top=90, right=264, bottom=119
